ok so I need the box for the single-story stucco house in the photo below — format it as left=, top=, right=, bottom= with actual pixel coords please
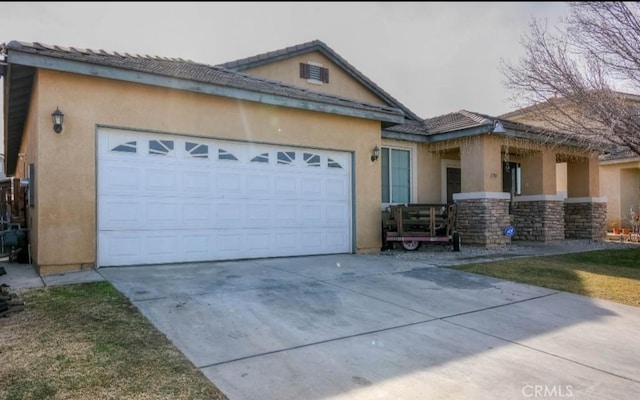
left=1, top=39, right=606, bottom=275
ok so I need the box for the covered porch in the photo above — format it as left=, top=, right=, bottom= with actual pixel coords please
left=384, top=111, right=607, bottom=247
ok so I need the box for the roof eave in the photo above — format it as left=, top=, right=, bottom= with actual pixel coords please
left=10, top=49, right=403, bottom=122
left=3, top=49, right=405, bottom=174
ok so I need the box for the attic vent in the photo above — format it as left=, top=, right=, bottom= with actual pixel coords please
left=300, top=62, right=329, bottom=84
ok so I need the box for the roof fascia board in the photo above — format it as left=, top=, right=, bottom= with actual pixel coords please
left=9, top=50, right=404, bottom=124
left=381, top=129, right=430, bottom=143
left=385, top=124, right=590, bottom=150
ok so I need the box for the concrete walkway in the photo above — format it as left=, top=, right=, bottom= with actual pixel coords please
left=2, top=241, right=639, bottom=399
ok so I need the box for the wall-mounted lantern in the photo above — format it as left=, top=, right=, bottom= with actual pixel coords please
left=371, top=145, right=380, bottom=162
left=52, top=107, right=64, bottom=134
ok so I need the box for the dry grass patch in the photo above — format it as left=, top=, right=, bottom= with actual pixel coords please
left=0, top=282, right=228, bottom=400
left=449, top=248, right=640, bottom=307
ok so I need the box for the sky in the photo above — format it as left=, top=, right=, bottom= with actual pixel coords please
left=1, top=1, right=569, bottom=120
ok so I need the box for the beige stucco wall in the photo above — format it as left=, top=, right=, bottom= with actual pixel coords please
left=520, top=150, right=557, bottom=195
left=460, top=136, right=503, bottom=192
left=28, top=69, right=383, bottom=274
left=600, top=164, right=621, bottom=228
left=600, top=161, right=640, bottom=229
left=416, top=144, right=445, bottom=203
left=567, top=156, right=600, bottom=197
left=242, top=51, right=386, bottom=105
left=620, top=168, right=640, bottom=228
left=556, top=162, right=568, bottom=197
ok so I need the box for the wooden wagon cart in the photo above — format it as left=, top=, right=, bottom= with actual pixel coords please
left=382, top=203, right=460, bottom=251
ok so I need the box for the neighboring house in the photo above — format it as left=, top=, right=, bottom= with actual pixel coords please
left=600, top=149, right=640, bottom=230
left=501, top=99, right=640, bottom=231
left=1, top=40, right=605, bottom=275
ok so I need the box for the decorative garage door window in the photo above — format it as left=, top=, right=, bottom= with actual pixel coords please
left=149, top=140, right=174, bottom=156
left=304, top=153, right=321, bottom=167
left=110, top=141, right=137, bottom=153
left=251, top=153, right=269, bottom=163
left=185, top=142, right=208, bottom=159
left=277, top=151, right=296, bottom=165
left=328, top=158, right=342, bottom=169
left=218, top=148, right=238, bottom=161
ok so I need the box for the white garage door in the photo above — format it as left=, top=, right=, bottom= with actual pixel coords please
left=97, top=128, right=352, bottom=266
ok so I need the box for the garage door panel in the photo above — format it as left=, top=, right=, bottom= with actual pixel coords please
left=301, top=205, right=323, bottom=224
left=100, top=164, right=141, bottom=193
left=216, top=203, right=244, bottom=227
left=145, top=201, right=181, bottom=227
left=274, top=176, right=297, bottom=195
left=99, top=197, right=145, bottom=229
left=245, top=233, right=271, bottom=252
left=183, top=203, right=213, bottom=226
left=98, top=129, right=352, bottom=266
left=326, top=230, right=349, bottom=250
left=145, top=168, right=178, bottom=193
left=246, top=174, right=271, bottom=194
left=246, top=204, right=272, bottom=226
left=216, top=172, right=244, bottom=193
left=182, top=170, right=211, bottom=193
left=99, top=232, right=143, bottom=265
left=273, top=204, right=299, bottom=225
left=216, top=233, right=244, bottom=254
left=326, top=205, right=349, bottom=226
left=145, top=233, right=179, bottom=258
left=326, top=178, right=349, bottom=199
left=183, top=234, right=210, bottom=259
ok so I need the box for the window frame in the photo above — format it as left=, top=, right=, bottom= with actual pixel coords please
left=381, top=146, right=413, bottom=207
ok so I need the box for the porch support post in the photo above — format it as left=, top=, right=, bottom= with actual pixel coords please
left=460, top=136, right=502, bottom=192
left=520, top=150, right=556, bottom=195
left=512, top=150, right=564, bottom=241
left=565, top=156, right=607, bottom=239
left=455, top=136, right=510, bottom=247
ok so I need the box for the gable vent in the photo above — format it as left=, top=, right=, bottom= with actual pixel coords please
left=300, top=62, right=329, bottom=84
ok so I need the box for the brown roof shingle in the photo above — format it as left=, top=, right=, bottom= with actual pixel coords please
left=3, top=40, right=404, bottom=118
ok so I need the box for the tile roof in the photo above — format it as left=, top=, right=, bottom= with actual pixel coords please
left=423, top=110, right=492, bottom=134
left=385, top=110, right=493, bottom=136
left=217, top=40, right=422, bottom=121
left=2, top=40, right=403, bottom=118
left=384, top=110, right=591, bottom=149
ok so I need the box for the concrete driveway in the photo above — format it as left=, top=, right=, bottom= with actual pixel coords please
left=100, top=253, right=640, bottom=399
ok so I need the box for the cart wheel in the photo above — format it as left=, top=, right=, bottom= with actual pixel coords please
left=401, top=241, right=420, bottom=251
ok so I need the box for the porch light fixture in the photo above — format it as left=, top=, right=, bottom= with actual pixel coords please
left=371, top=145, right=380, bottom=162
left=492, top=120, right=506, bottom=134
left=52, top=107, right=64, bottom=134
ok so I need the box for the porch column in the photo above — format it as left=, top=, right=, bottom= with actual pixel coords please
left=512, top=150, right=565, bottom=241
left=564, top=156, right=607, bottom=239
left=454, top=136, right=510, bottom=247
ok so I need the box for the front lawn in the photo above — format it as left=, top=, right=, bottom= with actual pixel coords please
left=0, top=282, right=227, bottom=400
left=448, top=248, right=640, bottom=307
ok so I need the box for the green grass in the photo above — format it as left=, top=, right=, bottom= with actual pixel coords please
left=0, top=282, right=228, bottom=400
left=448, top=248, right=640, bottom=307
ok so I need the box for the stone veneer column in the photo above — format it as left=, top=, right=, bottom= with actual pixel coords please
left=564, top=197, right=607, bottom=239
left=512, top=195, right=565, bottom=241
left=453, top=192, right=511, bottom=247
